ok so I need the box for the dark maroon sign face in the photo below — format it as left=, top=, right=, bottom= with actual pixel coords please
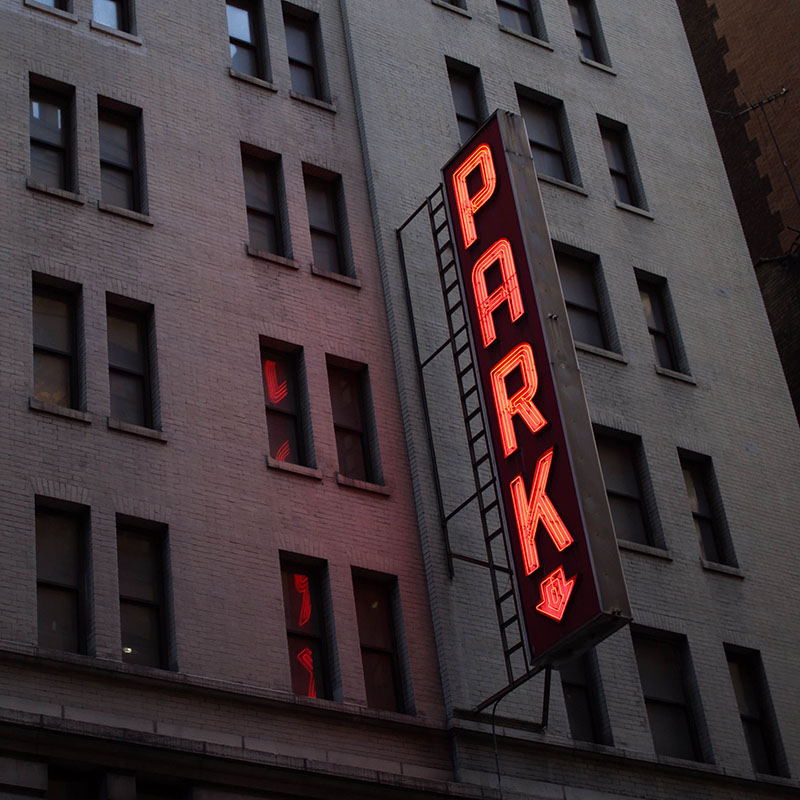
left=442, top=114, right=609, bottom=662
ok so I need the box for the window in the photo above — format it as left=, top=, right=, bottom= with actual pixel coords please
left=38, top=0, right=70, bottom=8
left=93, top=0, right=132, bottom=32
left=117, top=520, right=168, bottom=668
left=518, top=93, right=578, bottom=185
left=599, top=119, right=645, bottom=209
left=595, top=432, right=655, bottom=547
left=560, top=650, right=610, bottom=744
left=29, top=78, right=74, bottom=191
left=283, top=5, right=324, bottom=100
left=262, top=344, right=310, bottom=466
left=353, top=573, right=404, bottom=712
left=33, top=282, right=79, bottom=409
left=35, top=503, right=87, bottom=654
left=679, top=452, right=734, bottom=566
left=304, top=169, right=349, bottom=276
left=725, top=646, right=786, bottom=776
left=227, top=1, right=265, bottom=78
left=447, top=62, right=483, bottom=144
left=242, top=147, right=285, bottom=256
left=568, top=0, right=609, bottom=64
left=555, top=248, right=614, bottom=351
left=497, top=0, right=545, bottom=39
left=327, top=360, right=381, bottom=484
left=633, top=632, right=706, bottom=761
left=98, top=100, right=144, bottom=212
left=636, top=273, right=685, bottom=372
left=107, top=300, right=154, bottom=429
left=281, top=558, right=331, bottom=699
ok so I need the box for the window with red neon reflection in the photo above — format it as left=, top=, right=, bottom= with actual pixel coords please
left=262, top=347, right=305, bottom=466
left=281, top=562, right=329, bottom=699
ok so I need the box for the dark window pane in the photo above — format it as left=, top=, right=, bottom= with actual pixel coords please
left=449, top=73, right=477, bottom=120
left=328, top=367, right=363, bottom=430
left=248, top=211, right=279, bottom=254
left=602, top=131, right=627, bottom=173
left=557, top=255, right=598, bottom=310
left=243, top=157, right=275, bottom=214
left=744, top=718, right=774, bottom=774
left=120, top=601, right=162, bottom=667
left=107, top=313, right=144, bottom=371
left=531, top=146, right=567, bottom=181
left=523, top=103, right=561, bottom=150
left=287, top=634, right=324, bottom=698
left=498, top=4, right=532, bottom=35
left=578, top=32, right=597, bottom=60
left=267, top=410, right=301, bottom=464
left=646, top=701, right=697, bottom=760
left=289, top=63, right=317, bottom=98
left=37, top=585, right=79, bottom=652
left=651, top=331, right=675, bottom=369
left=311, top=230, right=342, bottom=274
left=353, top=578, right=394, bottom=650
left=117, top=529, right=160, bottom=602
left=335, top=428, right=367, bottom=481
left=457, top=118, right=478, bottom=144
left=30, top=97, right=65, bottom=146
left=635, top=639, right=685, bottom=704
left=99, top=118, right=132, bottom=167
left=93, top=0, right=121, bottom=28
left=596, top=438, right=640, bottom=497
left=262, top=351, right=296, bottom=413
left=282, top=570, right=320, bottom=634
left=305, top=179, right=337, bottom=231
left=231, top=42, right=258, bottom=75
left=36, top=510, right=80, bottom=585
left=728, top=658, right=760, bottom=718
left=31, top=144, right=65, bottom=188
left=361, top=649, right=398, bottom=712
left=226, top=3, right=253, bottom=43
left=566, top=305, right=605, bottom=348
left=285, top=19, right=314, bottom=64
left=33, top=293, right=71, bottom=351
left=563, top=682, right=597, bottom=742
left=694, top=517, right=721, bottom=562
left=611, top=173, right=632, bottom=205
left=34, top=352, right=72, bottom=407
left=101, top=164, right=135, bottom=209
left=608, top=495, right=648, bottom=545
left=569, top=0, right=592, bottom=35
left=109, top=371, right=145, bottom=425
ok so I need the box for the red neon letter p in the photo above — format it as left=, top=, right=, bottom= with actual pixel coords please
left=452, top=143, right=496, bottom=250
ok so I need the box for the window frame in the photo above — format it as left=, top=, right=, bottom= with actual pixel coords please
left=635, top=271, right=688, bottom=374
left=632, top=629, right=709, bottom=763
left=326, top=358, right=382, bottom=485
left=496, top=0, right=545, bottom=40
left=598, top=117, right=646, bottom=210
left=93, top=0, right=133, bottom=33
left=98, top=99, right=145, bottom=213
left=35, top=500, right=89, bottom=655
left=283, top=3, right=325, bottom=101
left=678, top=450, right=735, bottom=567
left=29, top=77, right=75, bottom=192
left=116, top=518, right=169, bottom=670
left=280, top=555, right=334, bottom=700
left=303, top=166, right=351, bottom=277
left=106, top=299, right=155, bottom=430
left=32, top=281, right=80, bottom=410
left=447, top=60, right=484, bottom=144
left=226, top=0, right=267, bottom=79
left=568, top=0, right=610, bottom=65
left=559, top=649, right=612, bottom=745
left=242, top=145, right=286, bottom=257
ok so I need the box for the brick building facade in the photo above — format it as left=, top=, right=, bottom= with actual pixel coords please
left=0, top=1, right=798, bottom=799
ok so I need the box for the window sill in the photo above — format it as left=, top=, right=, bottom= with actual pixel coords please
left=614, top=200, right=654, bottom=220
left=29, top=397, right=92, bottom=424
left=89, top=19, right=142, bottom=45
left=575, top=341, right=626, bottom=363
left=618, top=539, right=672, bottom=561
left=24, top=0, right=77, bottom=23
left=654, top=365, right=696, bottom=385
left=246, top=245, right=300, bottom=270
left=98, top=202, right=153, bottom=226
left=497, top=24, right=553, bottom=51
left=26, top=178, right=85, bottom=205
left=579, top=55, right=616, bottom=75
left=107, top=417, right=166, bottom=442
left=538, top=174, right=587, bottom=195
left=335, top=472, right=390, bottom=496
left=431, top=0, right=471, bottom=17
left=310, top=263, right=361, bottom=288
left=266, top=456, right=322, bottom=480
left=229, top=67, right=278, bottom=93
left=289, top=91, right=336, bottom=113
left=700, top=558, right=743, bottom=578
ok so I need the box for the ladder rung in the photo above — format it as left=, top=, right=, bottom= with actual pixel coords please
left=504, top=641, right=524, bottom=656
left=500, top=615, right=519, bottom=630
left=498, top=589, right=514, bottom=604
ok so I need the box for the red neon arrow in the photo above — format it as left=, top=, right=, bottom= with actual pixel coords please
left=536, top=566, right=576, bottom=622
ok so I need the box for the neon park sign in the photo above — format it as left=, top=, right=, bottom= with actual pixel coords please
left=442, top=112, right=630, bottom=665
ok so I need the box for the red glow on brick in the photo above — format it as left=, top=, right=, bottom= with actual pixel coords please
left=536, top=566, right=575, bottom=621
left=511, top=447, right=574, bottom=575
left=471, top=238, right=525, bottom=348
left=490, top=343, right=547, bottom=457
left=294, top=574, right=312, bottom=627
left=264, top=359, right=288, bottom=404
left=275, top=440, right=291, bottom=462
left=297, top=646, right=316, bottom=698
left=452, top=143, right=497, bottom=249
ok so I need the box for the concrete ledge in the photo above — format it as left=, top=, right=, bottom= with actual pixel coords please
left=246, top=245, right=300, bottom=270
left=335, top=472, right=389, bottom=495
left=310, top=263, right=361, bottom=287
left=497, top=24, right=553, bottom=51
left=229, top=67, right=278, bottom=92
left=24, top=0, right=77, bottom=22
left=29, top=397, right=92, bottom=423
left=89, top=19, right=142, bottom=45
left=26, top=178, right=85, bottom=205
left=614, top=200, right=654, bottom=219
left=266, top=455, right=322, bottom=480
left=654, top=365, right=696, bottom=385
left=539, top=174, right=588, bottom=195
left=700, top=558, right=744, bottom=578
left=98, top=201, right=153, bottom=225
left=579, top=55, right=616, bottom=75
left=575, top=342, right=627, bottom=363
left=618, top=539, right=672, bottom=561
left=289, top=91, right=336, bottom=113
left=431, top=0, right=471, bottom=18
left=107, top=417, right=167, bottom=442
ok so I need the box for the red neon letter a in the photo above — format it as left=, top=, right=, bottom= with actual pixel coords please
left=472, top=238, right=525, bottom=348
left=511, top=447, right=574, bottom=575
left=490, top=343, right=547, bottom=457
left=452, top=143, right=497, bottom=250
